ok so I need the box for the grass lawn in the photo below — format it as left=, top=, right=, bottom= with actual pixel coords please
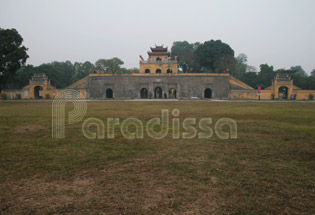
left=0, top=101, right=314, bottom=215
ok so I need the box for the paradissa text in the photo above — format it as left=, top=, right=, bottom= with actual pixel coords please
left=82, top=109, right=237, bottom=140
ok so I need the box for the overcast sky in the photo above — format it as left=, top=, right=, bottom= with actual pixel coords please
left=1, top=0, right=314, bottom=74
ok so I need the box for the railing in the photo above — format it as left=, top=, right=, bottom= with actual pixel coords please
left=140, top=60, right=177, bottom=64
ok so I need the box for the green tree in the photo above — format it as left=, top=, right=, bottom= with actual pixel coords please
left=213, top=55, right=236, bottom=74
left=73, top=61, right=95, bottom=82
left=240, top=72, right=260, bottom=89
left=0, top=28, right=29, bottom=90
left=16, top=61, right=75, bottom=89
left=171, top=41, right=200, bottom=73
left=303, top=76, right=315, bottom=90
left=15, top=65, right=35, bottom=88
left=195, top=40, right=235, bottom=73
left=311, top=69, right=315, bottom=77
left=276, top=68, right=305, bottom=89
left=95, top=58, right=124, bottom=74
left=234, top=53, right=248, bottom=79
left=290, top=65, right=307, bottom=77
left=50, top=61, right=74, bottom=88
left=118, top=68, right=132, bottom=74
left=258, top=64, right=275, bottom=89
left=132, top=67, right=139, bottom=73
left=247, top=65, right=257, bottom=73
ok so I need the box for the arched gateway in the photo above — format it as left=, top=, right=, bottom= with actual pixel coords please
left=106, top=88, right=113, bottom=99
left=154, top=87, right=162, bottom=99
left=204, top=88, right=212, bottom=99
left=278, top=86, right=288, bottom=100
left=34, top=86, right=43, bottom=99
left=140, top=88, right=148, bottom=98
left=169, top=88, right=177, bottom=99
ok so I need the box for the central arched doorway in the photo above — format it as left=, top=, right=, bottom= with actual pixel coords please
left=169, top=88, right=177, bottom=99
left=204, top=88, right=212, bottom=99
left=279, top=86, right=288, bottom=100
left=140, top=88, right=148, bottom=99
left=156, top=69, right=161, bottom=74
left=34, top=86, right=43, bottom=99
left=106, top=88, right=113, bottom=99
left=154, top=87, right=162, bottom=99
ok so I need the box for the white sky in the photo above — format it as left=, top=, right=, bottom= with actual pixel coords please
left=1, top=0, right=314, bottom=74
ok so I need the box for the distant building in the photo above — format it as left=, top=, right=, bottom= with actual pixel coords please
left=230, top=73, right=315, bottom=100
left=78, top=45, right=237, bottom=99
left=3, top=73, right=59, bottom=99
left=139, top=46, right=178, bottom=74
left=3, top=46, right=315, bottom=100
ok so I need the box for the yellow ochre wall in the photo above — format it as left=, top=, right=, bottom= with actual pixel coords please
left=229, top=90, right=275, bottom=100
left=3, top=88, right=88, bottom=100
left=293, top=90, right=315, bottom=100
left=3, top=88, right=61, bottom=99
left=230, top=89, right=315, bottom=100
left=139, top=63, right=178, bottom=74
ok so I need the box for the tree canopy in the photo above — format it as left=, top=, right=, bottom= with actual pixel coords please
left=0, top=28, right=29, bottom=90
left=171, top=41, right=200, bottom=73
left=95, top=58, right=124, bottom=74
left=195, top=40, right=235, bottom=73
left=236, top=64, right=315, bottom=90
left=15, top=58, right=131, bottom=89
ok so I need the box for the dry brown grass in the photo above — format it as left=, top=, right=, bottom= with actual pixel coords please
left=0, top=101, right=314, bottom=214
left=15, top=125, right=46, bottom=134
